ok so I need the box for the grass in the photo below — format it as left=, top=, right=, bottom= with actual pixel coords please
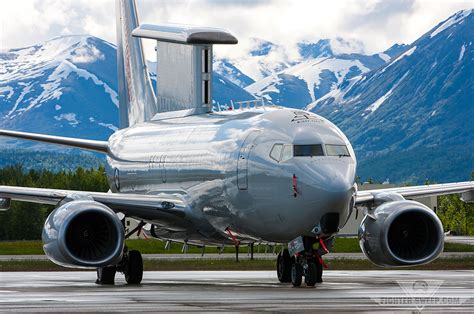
left=0, top=238, right=472, bottom=255
left=0, top=257, right=472, bottom=272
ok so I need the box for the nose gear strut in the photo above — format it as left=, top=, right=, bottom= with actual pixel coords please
left=277, top=236, right=333, bottom=287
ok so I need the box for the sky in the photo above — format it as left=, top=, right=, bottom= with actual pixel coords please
left=0, top=0, right=473, bottom=60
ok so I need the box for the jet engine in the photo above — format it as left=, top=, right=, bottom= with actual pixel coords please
left=42, top=200, right=124, bottom=268
left=358, top=200, right=444, bottom=267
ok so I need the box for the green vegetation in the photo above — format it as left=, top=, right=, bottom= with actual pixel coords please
left=438, top=194, right=474, bottom=236
left=436, top=171, right=474, bottom=236
left=0, top=238, right=472, bottom=255
left=0, top=149, right=105, bottom=173
left=357, top=145, right=473, bottom=184
left=0, top=165, right=108, bottom=241
left=0, top=257, right=472, bottom=272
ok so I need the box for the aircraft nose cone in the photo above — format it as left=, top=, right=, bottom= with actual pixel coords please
left=326, top=169, right=354, bottom=194
left=298, top=161, right=354, bottom=194
left=296, top=161, right=355, bottom=235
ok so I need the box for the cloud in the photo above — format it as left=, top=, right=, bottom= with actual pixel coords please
left=1, top=0, right=473, bottom=59
left=71, top=45, right=105, bottom=63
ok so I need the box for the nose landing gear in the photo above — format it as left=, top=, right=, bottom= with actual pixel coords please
left=290, top=256, right=323, bottom=287
left=277, top=236, right=332, bottom=287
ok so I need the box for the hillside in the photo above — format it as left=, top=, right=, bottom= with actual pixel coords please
left=0, top=35, right=254, bottom=150
left=308, top=9, right=474, bottom=183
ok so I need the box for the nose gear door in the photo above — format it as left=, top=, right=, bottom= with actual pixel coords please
left=237, top=130, right=261, bottom=190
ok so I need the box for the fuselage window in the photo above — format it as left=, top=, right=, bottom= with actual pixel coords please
left=270, top=144, right=283, bottom=161
left=326, top=144, right=350, bottom=157
left=294, top=144, right=324, bottom=157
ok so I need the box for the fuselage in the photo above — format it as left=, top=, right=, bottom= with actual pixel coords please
left=105, top=108, right=357, bottom=245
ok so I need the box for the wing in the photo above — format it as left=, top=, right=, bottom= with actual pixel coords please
left=355, top=181, right=474, bottom=204
left=0, top=129, right=108, bottom=153
left=0, top=185, right=186, bottom=219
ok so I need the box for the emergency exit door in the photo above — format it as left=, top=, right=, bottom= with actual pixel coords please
left=237, top=130, right=261, bottom=190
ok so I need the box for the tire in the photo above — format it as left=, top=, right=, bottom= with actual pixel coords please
left=125, top=250, right=143, bottom=285
left=291, top=263, right=303, bottom=287
left=96, top=266, right=116, bottom=285
left=305, top=262, right=317, bottom=287
left=316, top=260, right=323, bottom=283
left=277, top=250, right=292, bottom=283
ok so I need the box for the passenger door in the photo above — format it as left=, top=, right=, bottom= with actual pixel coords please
left=237, top=130, right=261, bottom=190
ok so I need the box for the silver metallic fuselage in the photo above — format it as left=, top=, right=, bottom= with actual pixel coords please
left=106, top=108, right=356, bottom=245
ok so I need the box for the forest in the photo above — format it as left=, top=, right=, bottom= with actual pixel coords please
left=0, top=165, right=108, bottom=240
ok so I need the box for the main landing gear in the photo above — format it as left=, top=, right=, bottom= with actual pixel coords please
left=96, top=248, right=144, bottom=285
left=96, top=220, right=145, bottom=285
left=277, top=236, right=331, bottom=287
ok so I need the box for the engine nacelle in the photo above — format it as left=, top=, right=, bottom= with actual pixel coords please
left=42, top=200, right=124, bottom=268
left=358, top=200, right=444, bottom=267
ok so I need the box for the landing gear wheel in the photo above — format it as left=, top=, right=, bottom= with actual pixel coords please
left=96, top=266, right=116, bottom=285
left=291, top=263, right=303, bottom=287
left=277, top=249, right=293, bottom=283
left=305, top=262, right=317, bottom=287
left=124, top=250, right=143, bottom=285
left=316, top=260, right=323, bottom=283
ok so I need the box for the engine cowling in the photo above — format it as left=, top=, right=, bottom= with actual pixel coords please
left=42, top=200, right=124, bottom=268
left=358, top=200, right=444, bottom=267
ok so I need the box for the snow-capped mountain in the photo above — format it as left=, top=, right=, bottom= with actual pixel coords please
left=0, top=35, right=254, bottom=149
left=214, top=38, right=296, bottom=88
left=0, top=35, right=119, bottom=145
left=244, top=38, right=396, bottom=108
left=1, top=9, right=472, bottom=183
left=309, top=9, right=474, bottom=183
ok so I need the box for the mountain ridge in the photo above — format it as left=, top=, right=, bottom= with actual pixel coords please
left=1, top=9, right=472, bottom=183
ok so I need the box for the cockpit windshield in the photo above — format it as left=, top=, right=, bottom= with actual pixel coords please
left=294, top=145, right=324, bottom=157
left=270, top=143, right=350, bottom=162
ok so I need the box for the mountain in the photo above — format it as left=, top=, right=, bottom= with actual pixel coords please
left=0, top=36, right=119, bottom=147
left=244, top=38, right=397, bottom=108
left=214, top=38, right=295, bottom=88
left=213, top=59, right=255, bottom=88
left=308, top=9, right=474, bottom=183
left=1, top=10, right=472, bottom=183
left=0, top=35, right=254, bottom=150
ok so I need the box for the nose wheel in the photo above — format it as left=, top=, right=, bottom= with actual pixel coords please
left=278, top=236, right=330, bottom=287
left=291, top=263, right=303, bottom=286
left=304, top=261, right=321, bottom=287
left=289, top=259, right=323, bottom=287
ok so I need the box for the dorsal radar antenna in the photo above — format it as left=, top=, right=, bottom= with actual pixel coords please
left=132, top=23, right=238, bottom=120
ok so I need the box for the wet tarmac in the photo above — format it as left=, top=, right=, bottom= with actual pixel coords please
left=1, top=252, right=473, bottom=261
left=0, top=270, right=472, bottom=312
left=445, top=236, right=474, bottom=246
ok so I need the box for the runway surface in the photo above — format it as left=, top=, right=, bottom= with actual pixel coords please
left=445, top=236, right=474, bottom=246
left=0, top=270, right=472, bottom=312
left=1, top=252, right=473, bottom=261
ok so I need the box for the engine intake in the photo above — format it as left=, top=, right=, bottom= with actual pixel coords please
left=42, top=200, right=124, bottom=268
left=359, top=200, right=443, bottom=266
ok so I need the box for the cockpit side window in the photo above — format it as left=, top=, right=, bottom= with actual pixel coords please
left=294, top=144, right=324, bottom=157
left=326, top=144, right=350, bottom=157
left=281, top=144, right=293, bottom=162
left=270, top=144, right=283, bottom=161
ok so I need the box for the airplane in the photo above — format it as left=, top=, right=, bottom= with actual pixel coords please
left=0, top=0, right=473, bottom=287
